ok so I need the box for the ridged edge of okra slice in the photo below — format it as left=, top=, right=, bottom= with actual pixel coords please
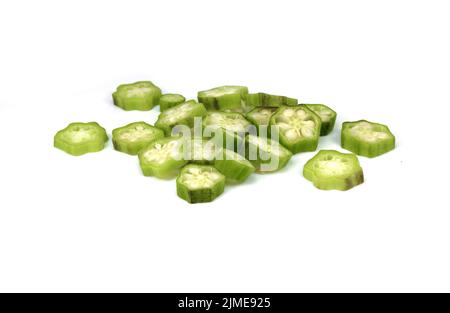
left=269, top=106, right=322, bottom=154
left=245, top=107, right=279, bottom=128
left=214, top=149, right=255, bottom=184
left=176, top=164, right=226, bottom=204
left=112, top=81, right=162, bottom=111
left=54, top=122, right=108, bottom=156
left=112, top=122, right=165, bottom=155
left=197, top=86, right=249, bottom=111
left=245, top=92, right=298, bottom=110
left=341, top=120, right=395, bottom=158
left=303, top=150, right=364, bottom=191
left=304, top=104, right=337, bottom=136
left=159, top=94, right=186, bottom=112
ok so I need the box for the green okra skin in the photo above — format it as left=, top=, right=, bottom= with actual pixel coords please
left=155, top=100, right=207, bottom=136
left=245, top=134, right=293, bottom=173
left=246, top=92, right=298, bottom=109
left=54, top=122, right=108, bottom=156
left=176, top=164, right=226, bottom=204
left=214, top=149, right=255, bottom=184
left=138, top=137, right=188, bottom=179
left=246, top=107, right=279, bottom=127
left=303, top=150, right=364, bottom=191
left=341, top=120, right=395, bottom=158
left=304, top=104, right=337, bottom=136
left=159, top=94, right=186, bottom=112
left=112, top=122, right=165, bottom=155
left=112, top=81, right=162, bottom=111
left=269, top=106, right=321, bottom=154
left=197, top=86, right=249, bottom=111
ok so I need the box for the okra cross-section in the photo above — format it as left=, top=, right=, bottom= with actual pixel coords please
left=159, top=94, right=186, bottom=112
left=304, top=104, right=337, bottom=136
left=113, top=81, right=162, bottom=111
left=269, top=106, right=321, bottom=154
left=54, top=122, right=108, bottom=156
left=138, top=137, right=187, bottom=179
left=303, top=150, right=364, bottom=191
left=112, top=122, right=164, bottom=155
left=197, top=86, right=249, bottom=111
left=185, top=138, right=222, bottom=165
left=203, top=111, right=252, bottom=152
left=155, top=100, right=207, bottom=136
left=245, top=135, right=293, bottom=173
left=246, top=107, right=278, bottom=128
left=341, top=120, right=395, bottom=158
left=177, top=164, right=226, bottom=204
left=214, top=149, right=255, bottom=184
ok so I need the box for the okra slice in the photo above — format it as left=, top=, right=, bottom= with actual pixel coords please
left=246, top=107, right=278, bottom=127
left=197, top=86, right=249, bottom=111
left=159, top=94, right=186, bottom=112
left=270, top=106, right=321, bottom=154
left=304, top=104, right=337, bottom=136
left=138, top=137, right=187, bottom=179
left=186, top=138, right=222, bottom=165
left=155, top=100, right=207, bottom=136
left=245, top=135, right=293, bottom=173
left=113, top=81, right=162, bottom=111
left=341, top=120, right=395, bottom=158
left=303, top=150, right=364, bottom=191
left=177, top=164, right=226, bottom=204
left=214, top=149, right=255, bottom=184
left=112, top=122, right=164, bottom=155
left=202, top=111, right=252, bottom=151
left=246, top=93, right=298, bottom=108
left=54, top=122, right=108, bottom=156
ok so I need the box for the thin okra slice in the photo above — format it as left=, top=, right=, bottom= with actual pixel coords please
left=112, top=122, right=164, bottom=155
left=138, top=137, right=187, bottom=179
left=303, top=150, right=364, bottom=191
left=159, top=94, right=186, bottom=112
left=155, top=100, right=207, bottom=136
left=246, top=107, right=279, bottom=127
left=185, top=138, right=222, bottom=165
left=202, top=111, right=252, bottom=152
left=246, top=93, right=298, bottom=109
left=177, top=164, right=226, bottom=204
left=341, top=120, right=395, bottom=158
left=113, top=81, right=162, bottom=111
left=197, top=86, right=249, bottom=111
left=54, top=122, right=108, bottom=156
left=214, top=149, right=255, bottom=184
left=304, top=104, right=337, bottom=136
left=245, top=135, right=293, bottom=173
left=269, top=106, right=321, bottom=154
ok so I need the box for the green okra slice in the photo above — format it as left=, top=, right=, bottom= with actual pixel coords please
left=245, top=135, right=293, bottom=173
left=197, top=86, right=249, bottom=111
left=214, top=149, right=255, bottom=184
left=185, top=138, right=222, bottom=165
left=54, top=122, right=108, bottom=156
left=202, top=111, right=252, bottom=152
left=246, top=93, right=298, bottom=109
left=303, top=150, right=364, bottom=191
left=112, top=122, right=164, bottom=155
left=177, top=164, right=226, bottom=204
left=304, top=104, right=337, bottom=136
left=159, top=94, right=186, bottom=112
left=113, top=81, right=162, bottom=111
left=269, top=106, right=321, bottom=154
left=246, top=107, right=278, bottom=127
left=138, top=137, right=187, bottom=179
left=155, top=100, right=207, bottom=136
left=341, top=120, right=395, bottom=158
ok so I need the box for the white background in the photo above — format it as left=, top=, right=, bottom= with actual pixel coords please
left=0, top=0, right=449, bottom=292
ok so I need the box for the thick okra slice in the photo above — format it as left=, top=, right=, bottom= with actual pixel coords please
left=303, top=150, right=364, bottom=191
left=185, top=138, right=222, bottom=165
left=214, top=149, right=255, bottom=184
left=246, top=93, right=298, bottom=108
left=113, top=81, right=161, bottom=111
left=198, top=86, right=249, bottom=111
left=112, top=122, right=164, bottom=155
left=270, top=106, right=321, bottom=154
left=138, top=137, right=187, bottom=179
left=54, top=122, right=108, bottom=156
left=245, top=135, right=292, bottom=173
left=177, top=164, right=225, bottom=204
left=155, top=100, right=207, bottom=136
left=304, top=104, right=337, bottom=136
left=246, top=107, right=278, bottom=127
left=159, top=94, right=186, bottom=112
left=202, top=111, right=252, bottom=151
left=341, top=120, right=395, bottom=158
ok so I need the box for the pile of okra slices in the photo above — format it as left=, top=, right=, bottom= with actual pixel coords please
left=54, top=81, right=396, bottom=204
